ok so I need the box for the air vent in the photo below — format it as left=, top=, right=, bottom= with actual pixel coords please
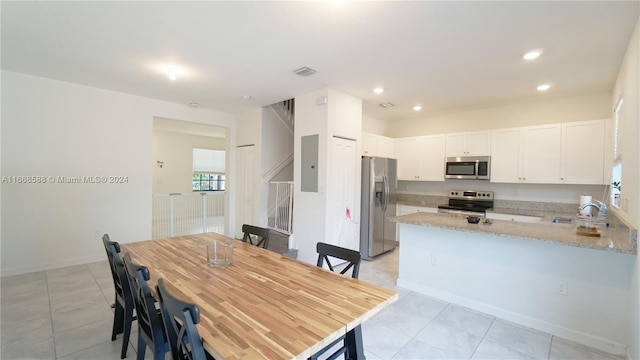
left=379, top=103, right=395, bottom=108
left=293, top=66, right=317, bottom=77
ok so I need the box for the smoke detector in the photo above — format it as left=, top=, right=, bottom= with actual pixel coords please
left=293, top=66, right=317, bottom=77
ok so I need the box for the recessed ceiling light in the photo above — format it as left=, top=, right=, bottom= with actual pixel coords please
left=413, top=105, right=422, bottom=111
left=379, top=103, right=395, bottom=108
left=165, top=66, right=181, bottom=81
left=240, top=95, right=252, bottom=100
left=523, top=50, right=543, bottom=61
left=537, top=84, right=552, bottom=91
left=373, top=87, right=384, bottom=94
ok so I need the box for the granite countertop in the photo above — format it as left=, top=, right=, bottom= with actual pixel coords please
left=390, top=212, right=637, bottom=255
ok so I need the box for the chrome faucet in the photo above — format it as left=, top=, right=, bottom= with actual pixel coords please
left=578, top=200, right=608, bottom=220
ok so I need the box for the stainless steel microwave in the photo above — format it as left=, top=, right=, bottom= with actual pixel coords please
left=445, top=156, right=491, bottom=180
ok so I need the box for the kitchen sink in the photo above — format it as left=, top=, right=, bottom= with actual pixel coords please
left=552, top=216, right=574, bottom=224
left=485, top=213, right=543, bottom=223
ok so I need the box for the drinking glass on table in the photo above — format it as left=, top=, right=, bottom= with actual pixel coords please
left=206, top=238, right=234, bottom=267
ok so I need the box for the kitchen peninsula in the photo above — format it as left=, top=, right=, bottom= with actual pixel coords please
left=392, top=211, right=636, bottom=357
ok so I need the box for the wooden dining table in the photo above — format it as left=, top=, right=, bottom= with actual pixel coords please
left=121, top=233, right=398, bottom=360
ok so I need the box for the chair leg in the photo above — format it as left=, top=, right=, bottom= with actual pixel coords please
left=112, top=300, right=124, bottom=341
left=136, top=335, right=146, bottom=360
left=153, top=348, right=165, bottom=360
left=120, top=307, right=134, bottom=359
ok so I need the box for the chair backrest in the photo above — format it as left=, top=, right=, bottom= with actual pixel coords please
left=156, top=278, right=207, bottom=360
left=101, top=234, right=130, bottom=301
left=316, top=242, right=362, bottom=279
left=123, top=253, right=166, bottom=350
left=241, top=224, right=270, bottom=249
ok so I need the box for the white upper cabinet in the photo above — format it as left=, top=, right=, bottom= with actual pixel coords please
left=491, top=124, right=561, bottom=183
left=378, top=136, right=395, bottom=158
left=521, top=123, right=562, bottom=183
left=560, top=119, right=605, bottom=184
left=490, top=128, right=522, bottom=183
left=445, top=131, right=491, bottom=157
left=362, top=132, right=395, bottom=158
left=395, top=138, right=417, bottom=180
left=395, top=135, right=445, bottom=181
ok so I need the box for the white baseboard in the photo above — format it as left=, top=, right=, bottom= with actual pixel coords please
left=1, top=255, right=105, bottom=277
left=397, top=278, right=628, bottom=358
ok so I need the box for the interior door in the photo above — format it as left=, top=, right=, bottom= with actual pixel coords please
left=327, top=137, right=358, bottom=251
left=236, top=145, right=255, bottom=238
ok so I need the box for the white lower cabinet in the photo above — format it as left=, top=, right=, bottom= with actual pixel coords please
left=396, top=205, right=438, bottom=215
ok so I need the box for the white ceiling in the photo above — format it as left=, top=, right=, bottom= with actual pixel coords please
left=2, top=1, right=638, bottom=122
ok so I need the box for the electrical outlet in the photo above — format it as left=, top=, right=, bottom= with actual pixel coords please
left=557, top=281, right=568, bottom=296
left=430, top=254, right=438, bottom=265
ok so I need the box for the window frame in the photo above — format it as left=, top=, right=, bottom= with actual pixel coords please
left=192, top=173, right=226, bottom=192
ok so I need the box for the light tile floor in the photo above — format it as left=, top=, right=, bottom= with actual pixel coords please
left=0, top=246, right=626, bottom=360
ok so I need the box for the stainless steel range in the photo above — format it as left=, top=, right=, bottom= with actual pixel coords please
left=437, top=190, right=494, bottom=216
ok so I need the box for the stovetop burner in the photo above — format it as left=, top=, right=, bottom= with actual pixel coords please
left=437, top=190, right=494, bottom=215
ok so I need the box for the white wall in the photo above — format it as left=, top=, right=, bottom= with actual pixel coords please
left=399, top=223, right=634, bottom=357
left=611, top=16, right=640, bottom=360
left=292, top=88, right=363, bottom=264
left=362, top=114, right=388, bottom=135
left=1, top=71, right=236, bottom=276
left=387, top=91, right=612, bottom=138
left=152, top=129, right=226, bottom=194
left=293, top=89, right=330, bottom=263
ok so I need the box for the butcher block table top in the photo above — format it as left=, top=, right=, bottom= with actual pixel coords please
left=121, top=233, right=398, bottom=360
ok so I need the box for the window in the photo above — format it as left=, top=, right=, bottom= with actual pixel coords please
left=613, top=98, right=624, bottom=160
left=611, top=98, right=623, bottom=208
left=192, top=173, right=225, bottom=191
left=192, top=149, right=225, bottom=192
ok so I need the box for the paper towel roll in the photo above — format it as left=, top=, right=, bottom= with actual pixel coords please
left=580, top=195, right=592, bottom=215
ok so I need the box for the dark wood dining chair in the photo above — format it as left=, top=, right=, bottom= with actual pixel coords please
left=156, top=278, right=211, bottom=360
left=123, top=253, right=169, bottom=360
left=102, top=234, right=135, bottom=359
left=316, top=242, right=362, bottom=279
left=241, top=224, right=271, bottom=249
left=312, top=242, right=363, bottom=360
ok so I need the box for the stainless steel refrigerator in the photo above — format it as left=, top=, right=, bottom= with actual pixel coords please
left=360, top=156, right=397, bottom=260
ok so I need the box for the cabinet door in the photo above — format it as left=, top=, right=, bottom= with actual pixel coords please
left=378, top=136, right=395, bottom=158
left=418, top=135, right=445, bottom=181
left=561, top=120, right=605, bottom=184
left=521, top=124, right=561, bottom=183
left=467, top=131, right=491, bottom=156
left=445, top=133, right=467, bottom=157
left=362, top=133, right=376, bottom=156
left=395, top=138, right=418, bottom=180
left=490, top=128, right=521, bottom=183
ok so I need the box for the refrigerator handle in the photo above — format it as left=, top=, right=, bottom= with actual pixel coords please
left=383, top=173, right=389, bottom=212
